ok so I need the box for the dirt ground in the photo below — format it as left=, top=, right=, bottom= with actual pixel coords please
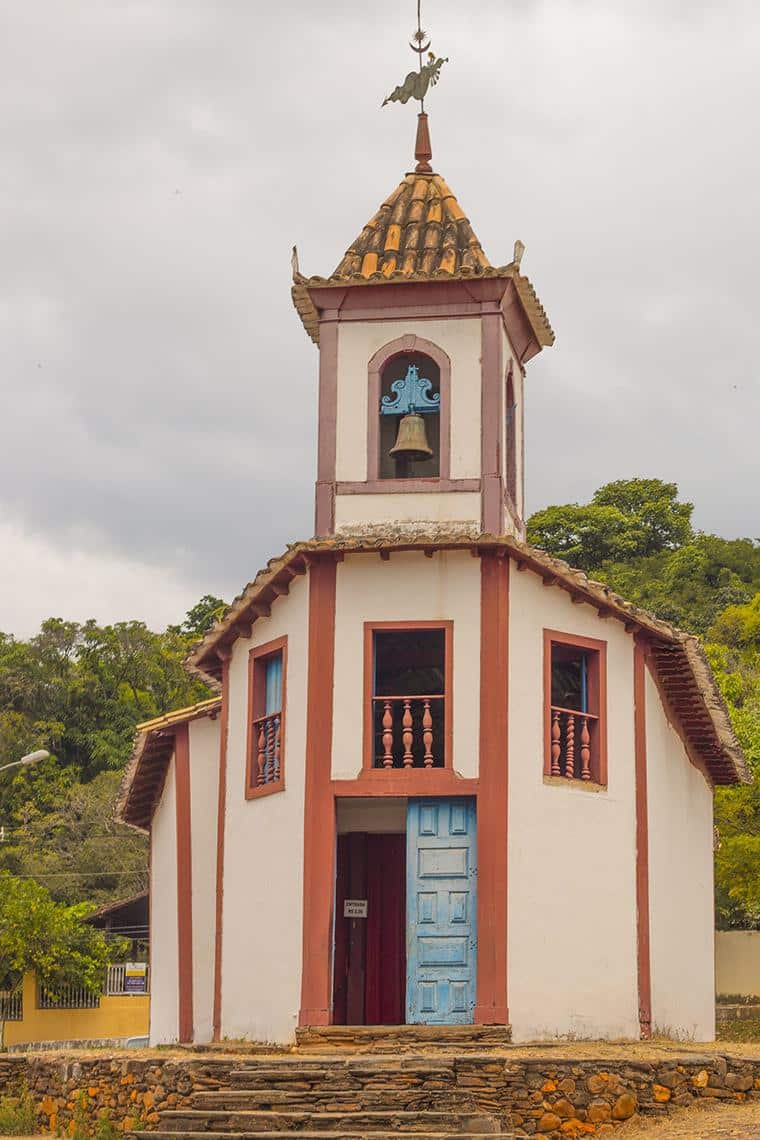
left=621, top=1098, right=760, bottom=1137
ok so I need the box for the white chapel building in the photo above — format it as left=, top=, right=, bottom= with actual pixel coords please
left=119, top=113, right=748, bottom=1046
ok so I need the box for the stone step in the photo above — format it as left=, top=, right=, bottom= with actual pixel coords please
left=227, top=1061, right=458, bottom=1088
left=129, top=1133, right=513, bottom=1140
left=156, top=1109, right=509, bottom=1134
left=193, top=1089, right=483, bottom=1112
left=295, top=1026, right=511, bottom=1052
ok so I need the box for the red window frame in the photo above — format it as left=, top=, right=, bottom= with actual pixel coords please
left=245, top=635, right=288, bottom=800
left=543, top=629, right=607, bottom=787
left=362, top=620, right=453, bottom=772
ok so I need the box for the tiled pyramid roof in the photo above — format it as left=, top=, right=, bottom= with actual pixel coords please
left=292, top=115, right=554, bottom=347
left=333, top=172, right=490, bottom=281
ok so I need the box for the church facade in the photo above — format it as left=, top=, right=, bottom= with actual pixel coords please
left=118, top=116, right=748, bottom=1047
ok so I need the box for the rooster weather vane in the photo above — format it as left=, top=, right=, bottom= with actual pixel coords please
left=382, top=0, right=447, bottom=109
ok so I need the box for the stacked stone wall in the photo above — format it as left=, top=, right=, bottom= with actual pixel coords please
left=0, top=1050, right=758, bottom=1136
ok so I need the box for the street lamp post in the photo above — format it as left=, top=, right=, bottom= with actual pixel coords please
left=0, top=750, right=50, bottom=775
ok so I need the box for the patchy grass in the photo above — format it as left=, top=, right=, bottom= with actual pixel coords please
left=717, top=1016, right=760, bottom=1043
left=0, top=1085, right=36, bottom=1135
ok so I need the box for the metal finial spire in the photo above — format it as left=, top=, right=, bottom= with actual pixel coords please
left=382, top=0, right=447, bottom=172
left=382, top=0, right=447, bottom=111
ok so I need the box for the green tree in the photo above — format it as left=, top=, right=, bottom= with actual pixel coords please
left=527, top=478, right=695, bottom=574
left=526, top=503, right=642, bottom=573
left=0, top=871, right=117, bottom=992
left=591, top=478, right=693, bottom=555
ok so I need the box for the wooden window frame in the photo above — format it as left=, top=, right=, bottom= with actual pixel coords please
left=543, top=629, right=608, bottom=787
left=245, top=635, right=288, bottom=800
left=363, top=620, right=453, bottom=773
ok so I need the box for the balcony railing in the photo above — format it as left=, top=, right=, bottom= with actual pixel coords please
left=372, top=694, right=445, bottom=769
left=550, top=706, right=598, bottom=781
left=253, top=711, right=282, bottom=786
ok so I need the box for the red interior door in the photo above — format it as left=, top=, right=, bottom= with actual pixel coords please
left=366, top=834, right=406, bottom=1025
left=332, top=833, right=406, bottom=1025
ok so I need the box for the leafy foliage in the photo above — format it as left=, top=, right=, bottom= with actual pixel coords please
left=0, top=601, right=220, bottom=907
left=527, top=478, right=695, bottom=573
left=528, top=478, right=760, bottom=929
left=0, top=870, right=119, bottom=992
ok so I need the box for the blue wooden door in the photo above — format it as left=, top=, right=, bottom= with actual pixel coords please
left=406, top=798, right=477, bottom=1024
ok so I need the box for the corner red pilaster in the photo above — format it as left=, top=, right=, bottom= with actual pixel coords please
left=475, top=551, right=509, bottom=1024
left=634, top=638, right=652, bottom=1038
left=299, top=555, right=338, bottom=1024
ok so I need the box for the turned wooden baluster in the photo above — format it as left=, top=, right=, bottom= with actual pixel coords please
left=551, top=710, right=561, bottom=776
left=565, top=713, right=575, bottom=779
left=402, top=700, right=414, bottom=767
left=273, top=715, right=281, bottom=781
left=422, top=699, right=434, bottom=767
left=267, top=716, right=278, bottom=783
left=580, top=715, right=591, bottom=781
left=382, top=702, right=394, bottom=768
left=256, top=722, right=267, bottom=785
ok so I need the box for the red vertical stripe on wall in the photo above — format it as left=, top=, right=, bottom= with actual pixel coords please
left=174, top=723, right=194, bottom=1043
left=315, top=320, right=339, bottom=536
left=634, top=639, right=652, bottom=1038
left=480, top=312, right=504, bottom=535
left=212, top=656, right=230, bottom=1041
left=475, top=551, right=509, bottom=1024
left=299, top=555, right=338, bottom=1025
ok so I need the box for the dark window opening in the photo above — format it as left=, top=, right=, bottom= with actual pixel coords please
left=378, top=352, right=441, bottom=480
left=547, top=638, right=604, bottom=784
left=371, top=628, right=446, bottom=768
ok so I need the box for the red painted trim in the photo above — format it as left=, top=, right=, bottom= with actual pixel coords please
left=362, top=620, right=453, bottom=774
left=337, top=478, right=480, bottom=495
left=299, top=556, right=338, bottom=1026
left=634, top=639, right=652, bottom=1039
left=174, top=723, right=194, bottom=1043
left=333, top=774, right=478, bottom=797
left=309, top=277, right=510, bottom=314
left=543, top=629, right=608, bottom=786
left=315, top=319, right=338, bottom=535
left=367, top=335, right=452, bottom=482
left=481, top=314, right=504, bottom=534
left=211, top=656, right=230, bottom=1042
left=475, top=552, right=509, bottom=1024
left=245, top=635, right=288, bottom=800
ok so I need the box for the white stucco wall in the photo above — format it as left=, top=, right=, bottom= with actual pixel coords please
left=188, top=714, right=220, bottom=1043
left=219, top=572, right=309, bottom=1043
left=335, top=316, right=483, bottom=483
left=332, top=550, right=481, bottom=780
left=334, top=491, right=481, bottom=531
left=647, top=669, right=715, bottom=1040
left=508, top=570, right=640, bottom=1041
left=149, top=756, right=178, bottom=1045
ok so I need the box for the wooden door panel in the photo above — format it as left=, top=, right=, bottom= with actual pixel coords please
left=406, top=798, right=476, bottom=1024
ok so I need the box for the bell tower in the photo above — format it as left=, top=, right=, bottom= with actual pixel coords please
left=291, top=27, right=554, bottom=539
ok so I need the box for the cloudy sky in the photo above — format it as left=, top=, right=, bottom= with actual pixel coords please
left=1, top=0, right=758, bottom=636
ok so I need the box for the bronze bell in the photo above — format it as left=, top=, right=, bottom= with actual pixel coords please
left=389, top=413, right=433, bottom=462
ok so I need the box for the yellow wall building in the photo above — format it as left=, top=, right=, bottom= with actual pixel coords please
left=1, top=972, right=149, bottom=1048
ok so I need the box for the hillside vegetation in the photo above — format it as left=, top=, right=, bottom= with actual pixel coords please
left=0, top=479, right=757, bottom=929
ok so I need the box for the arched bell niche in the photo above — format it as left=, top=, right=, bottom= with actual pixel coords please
left=379, top=352, right=441, bottom=479
left=367, top=335, right=451, bottom=484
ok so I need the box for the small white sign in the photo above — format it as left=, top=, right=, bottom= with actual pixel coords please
left=344, top=899, right=368, bottom=918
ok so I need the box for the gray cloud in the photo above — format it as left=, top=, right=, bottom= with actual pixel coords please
left=1, top=0, right=758, bottom=634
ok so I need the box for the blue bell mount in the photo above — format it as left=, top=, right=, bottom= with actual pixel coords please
left=380, top=363, right=440, bottom=416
